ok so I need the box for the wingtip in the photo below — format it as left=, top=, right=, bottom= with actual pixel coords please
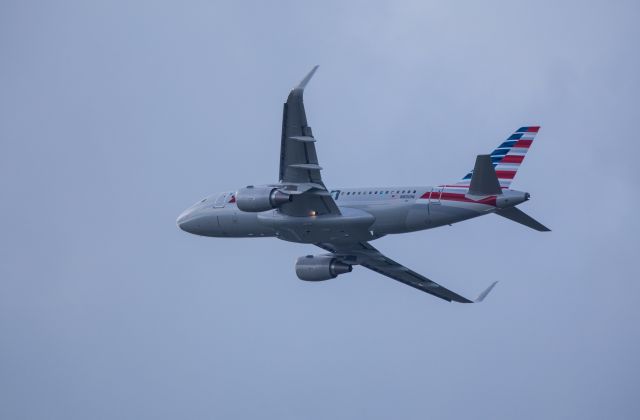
left=475, top=281, right=498, bottom=302
left=535, top=223, right=552, bottom=232
left=295, top=65, right=320, bottom=90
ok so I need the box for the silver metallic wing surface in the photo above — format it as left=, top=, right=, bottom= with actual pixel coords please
left=317, top=242, right=494, bottom=303
left=277, top=66, right=340, bottom=216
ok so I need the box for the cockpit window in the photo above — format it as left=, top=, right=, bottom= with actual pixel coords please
left=214, top=193, right=228, bottom=207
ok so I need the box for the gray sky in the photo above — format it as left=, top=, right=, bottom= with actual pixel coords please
left=1, top=1, right=639, bottom=419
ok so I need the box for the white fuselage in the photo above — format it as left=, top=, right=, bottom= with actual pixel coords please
left=177, top=185, right=528, bottom=244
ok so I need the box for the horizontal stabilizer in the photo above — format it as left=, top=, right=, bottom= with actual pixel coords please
left=495, top=207, right=551, bottom=232
left=468, top=155, right=502, bottom=196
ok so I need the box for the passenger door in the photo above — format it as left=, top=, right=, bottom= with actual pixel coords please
left=429, top=187, right=443, bottom=205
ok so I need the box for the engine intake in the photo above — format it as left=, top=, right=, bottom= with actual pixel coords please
left=295, top=255, right=353, bottom=281
left=236, top=186, right=291, bottom=212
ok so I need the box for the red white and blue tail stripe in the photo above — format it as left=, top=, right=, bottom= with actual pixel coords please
left=459, top=126, right=540, bottom=188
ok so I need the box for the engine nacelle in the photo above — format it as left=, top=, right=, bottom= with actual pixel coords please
left=295, top=255, right=353, bottom=281
left=235, top=186, right=291, bottom=212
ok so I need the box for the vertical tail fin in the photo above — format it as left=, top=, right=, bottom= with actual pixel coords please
left=459, top=126, right=540, bottom=188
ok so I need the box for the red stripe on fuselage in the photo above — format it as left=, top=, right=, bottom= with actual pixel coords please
left=419, top=191, right=496, bottom=206
left=437, top=185, right=508, bottom=189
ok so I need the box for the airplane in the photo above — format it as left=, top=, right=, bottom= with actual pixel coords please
left=177, top=66, right=550, bottom=303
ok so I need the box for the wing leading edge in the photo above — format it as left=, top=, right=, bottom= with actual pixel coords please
left=317, top=242, right=497, bottom=303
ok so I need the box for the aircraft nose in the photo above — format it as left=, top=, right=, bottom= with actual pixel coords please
left=177, top=216, right=198, bottom=235
left=177, top=209, right=198, bottom=233
left=176, top=209, right=190, bottom=228
left=177, top=207, right=216, bottom=236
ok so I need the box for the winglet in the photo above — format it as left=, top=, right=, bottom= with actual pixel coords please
left=475, top=281, right=498, bottom=302
left=294, top=65, right=319, bottom=91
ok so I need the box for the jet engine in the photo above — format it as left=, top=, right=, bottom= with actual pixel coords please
left=295, top=255, right=352, bottom=281
left=235, top=186, right=292, bottom=212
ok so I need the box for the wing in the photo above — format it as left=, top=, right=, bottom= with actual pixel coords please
left=279, top=65, right=322, bottom=185
left=277, top=66, right=340, bottom=216
left=317, top=242, right=497, bottom=303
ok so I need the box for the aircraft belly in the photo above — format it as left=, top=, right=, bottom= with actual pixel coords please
left=428, top=201, right=491, bottom=227
left=364, top=204, right=411, bottom=234
left=257, top=207, right=375, bottom=243
left=218, top=210, right=276, bottom=237
left=366, top=203, right=421, bottom=234
left=405, top=205, right=430, bottom=232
